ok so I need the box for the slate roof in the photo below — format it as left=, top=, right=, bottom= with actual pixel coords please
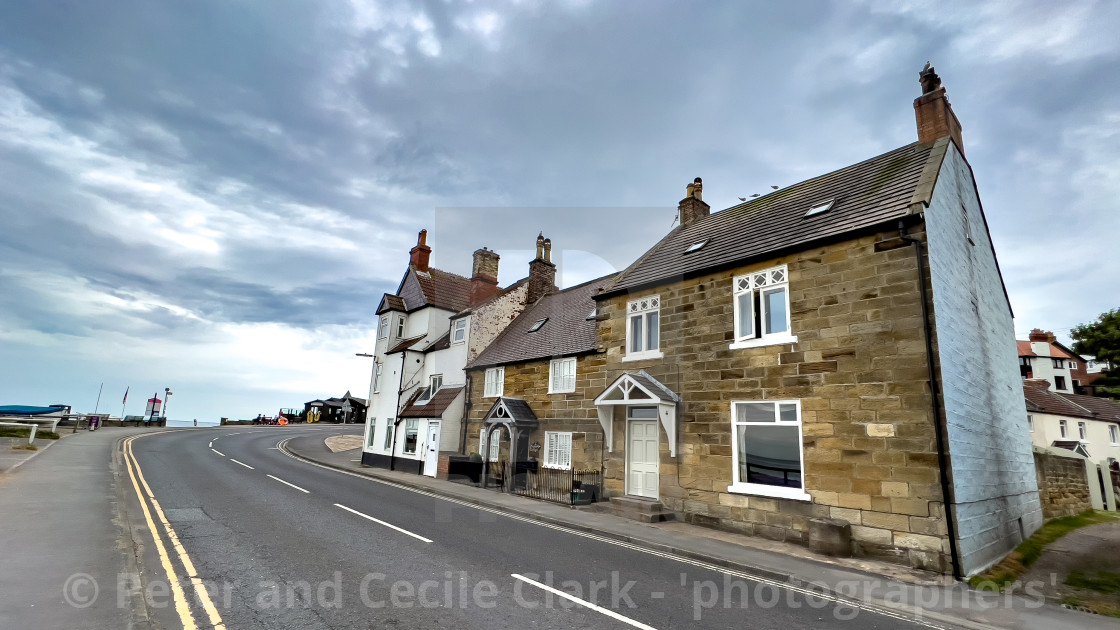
left=1023, top=380, right=1120, bottom=423
left=398, top=386, right=464, bottom=418
left=483, top=397, right=539, bottom=426
left=468, top=273, right=618, bottom=369
left=628, top=370, right=681, bottom=401
left=603, top=141, right=939, bottom=295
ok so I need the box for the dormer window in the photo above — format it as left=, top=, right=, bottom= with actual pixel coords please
left=417, top=374, right=443, bottom=404
left=396, top=316, right=405, bottom=338
left=378, top=315, right=389, bottom=339
left=452, top=318, right=467, bottom=344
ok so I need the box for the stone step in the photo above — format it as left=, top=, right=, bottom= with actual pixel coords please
left=595, top=497, right=676, bottom=523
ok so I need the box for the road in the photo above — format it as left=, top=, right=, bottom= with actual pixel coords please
left=111, top=425, right=944, bottom=630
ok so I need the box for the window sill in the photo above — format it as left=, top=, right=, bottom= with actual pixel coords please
left=729, top=334, right=798, bottom=351
left=622, top=351, right=664, bottom=363
left=727, top=483, right=811, bottom=502
left=548, top=390, right=576, bottom=395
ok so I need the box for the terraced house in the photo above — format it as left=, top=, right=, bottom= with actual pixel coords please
left=579, top=67, right=1040, bottom=577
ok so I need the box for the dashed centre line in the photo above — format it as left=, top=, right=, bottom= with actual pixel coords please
left=211, top=448, right=225, bottom=457
left=267, top=474, right=309, bottom=493
left=512, top=573, right=658, bottom=630
left=334, top=503, right=432, bottom=543
left=229, top=458, right=254, bottom=470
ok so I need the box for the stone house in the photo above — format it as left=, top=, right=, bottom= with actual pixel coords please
left=462, top=240, right=618, bottom=472
left=361, top=230, right=530, bottom=475
left=579, top=66, right=1041, bottom=577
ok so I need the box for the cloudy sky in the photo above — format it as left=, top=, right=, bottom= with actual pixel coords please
left=1, top=1, right=1117, bottom=420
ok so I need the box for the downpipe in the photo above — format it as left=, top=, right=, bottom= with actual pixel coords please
left=898, top=220, right=963, bottom=580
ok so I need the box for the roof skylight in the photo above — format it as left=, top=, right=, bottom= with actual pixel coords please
left=528, top=318, right=548, bottom=332
left=805, top=200, right=834, bottom=217
left=684, top=239, right=709, bottom=254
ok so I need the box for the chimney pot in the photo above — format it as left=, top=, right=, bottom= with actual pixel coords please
left=470, top=247, right=501, bottom=307
left=914, top=63, right=964, bottom=154
left=409, top=229, right=432, bottom=272
left=527, top=233, right=556, bottom=304
left=678, top=177, right=711, bottom=228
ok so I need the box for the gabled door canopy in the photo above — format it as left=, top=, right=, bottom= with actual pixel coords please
left=594, top=370, right=679, bottom=456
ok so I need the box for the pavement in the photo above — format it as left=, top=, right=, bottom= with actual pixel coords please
left=284, top=433, right=1120, bottom=630
left=1020, top=518, right=1120, bottom=616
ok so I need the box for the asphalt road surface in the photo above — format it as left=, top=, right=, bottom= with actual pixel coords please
left=117, top=426, right=944, bottom=629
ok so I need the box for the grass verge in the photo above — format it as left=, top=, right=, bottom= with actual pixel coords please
left=969, top=510, right=1120, bottom=591
left=11, top=444, right=38, bottom=451
left=0, top=427, right=60, bottom=440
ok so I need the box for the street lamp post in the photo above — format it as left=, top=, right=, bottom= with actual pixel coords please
left=162, top=387, right=173, bottom=424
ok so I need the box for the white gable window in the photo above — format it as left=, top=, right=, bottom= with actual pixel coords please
left=368, top=417, right=377, bottom=447
left=378, top=315, right=389, bottom=339
left=1059, top=419, right=1068, bottom=438
left=384, top=419, right=394, bottom=451
left=730, top=265, right=797, bottom=350
left=1079, top=422, right=1088, bottom=441
left=624, top=296, right=662, bottom=361
left=549, top=357, right=576, bottom=394
left=1027, top=414, right=1033, bottom=433
left=484, top=367, right=504, bottom=398
left=396, top=316, right=406, bottom=338
left=1111, top=425, right=1119, bottom=445
left=372, top=362, right=383, bottom=394
left=452, top=318, right=468, bottom=344
left=728, top=400, right=810, bottom=501
left=543, top=432, right=573, bottom=470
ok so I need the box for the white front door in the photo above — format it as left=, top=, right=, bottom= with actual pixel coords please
left=627, top=411, right=659, bottom=498
left=423, top=421, right=441, bottom=477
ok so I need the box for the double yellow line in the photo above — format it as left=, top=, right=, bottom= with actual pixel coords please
left=122, top=434, right=226, bottom=629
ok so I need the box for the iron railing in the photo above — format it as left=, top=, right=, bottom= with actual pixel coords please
left=479, top=459, right=601, bottom=506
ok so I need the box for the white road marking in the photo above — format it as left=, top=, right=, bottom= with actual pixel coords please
left=211, top=449, right=225, bottom=456
left=276, top=442, right=950, bottom=630
left=512, top=574, right=657, bottom=630
left=208, top=441, right=213, bottom=448
left=267, top=474, right=309, bottom=493
left=333, top=503, right=432, bottom=543
left=229, top=458, right=254, bottom=469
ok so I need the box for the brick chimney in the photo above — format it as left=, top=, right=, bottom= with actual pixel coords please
left=678, top=177, right=710, bottom=227
left=409, top=229, right=431, bottom=272
left=527, top=232, right=556, bottom=304
left=914, top=63, right=964, bottom=154
left=470, top=247, right=500, bottom=307
left=1028, top=329, right=1056, bottom=343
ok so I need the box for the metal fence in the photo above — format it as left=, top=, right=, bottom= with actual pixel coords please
left=481, top=460, right=601, bottom=506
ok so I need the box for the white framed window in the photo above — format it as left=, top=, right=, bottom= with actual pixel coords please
left=1027, top=414, right=1034, bottom=433
left=731, top=265, right=797, bottom=350
left=1059, top=419, right=1068, bottom=438
left=368, top=417, right=378, bottom=447
left=479, top=428, right=486, bottom=457
left=1079, top=422, right=1088, bottom=441
left=484, top=367, right=504, bottom=398
left=549, top=357, right=576, bottom=394
left=384, top=419, right=394, bottom=451
left=728, top=400, right=810, bottom=501
left=624, top=296, right=662, bottom=361
left=396, top=316, right=405, bottom=338
left=372, top=362, right=383, bottom=394
left=378, top=315, right=389, bottom=339
left=543, top=432, right=573, bottom=470
left=489, top=428, right=500, bottom=462
left=417, top=374, right=443, bottom=404
left=1110, top=425, right=1118, bottom=445
left=1052, top=358, right=1064, bottom=369
left=452, top=318, right=467, bottom=344
left=403, top=419, right=419, bottom=454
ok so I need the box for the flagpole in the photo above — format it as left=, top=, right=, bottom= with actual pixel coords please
left=93, top=382, right=103, bottom=415
left=121, top=386, right=129, bottom=420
